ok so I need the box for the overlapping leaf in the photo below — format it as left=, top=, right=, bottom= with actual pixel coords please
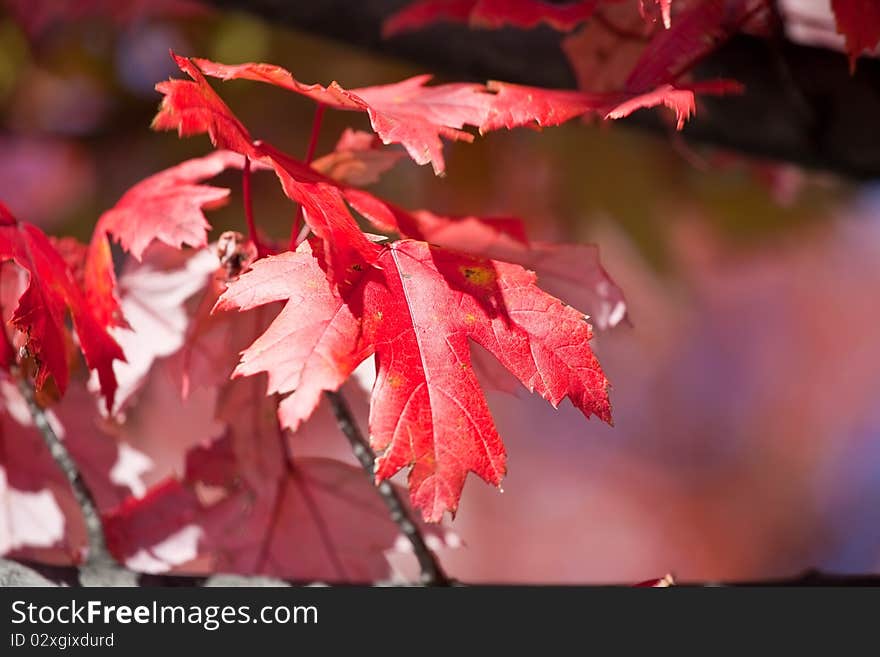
left=218, top=239, right=611, bottom=521
left=311, top=129, right=404, bottom=187
left=191, top=57, right=495, bottom=175
left=100, top=257, right=447, bottom=580
left=152, top=51, right=619, bottom=521
left=386, top=0, right=756, bottom=129
left=0, top=202, right=124, bottom=409
left=152, top=54, right=379, bottom=283
left=85, top=150, right=243, bottom=329
left=398, top=210, right=628, bottom=329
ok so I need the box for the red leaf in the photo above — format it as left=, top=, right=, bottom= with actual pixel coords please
left=100, top=267, right=447, bottom=581
left=604, top=83, right=697, bottom=129
left=831, top=0, right=880, bottom=71
left=480, top=80, right=715, bottom=132
left=562, top=4, right=650, bottom=95
left=369, top=241, right=611, bottom=520
left=153, top=54, right=258, bottom=158
left=403, top=211, right=627, bottom=329
left=0, top=203, right=123, bottom=409
left=84, top=151, right=242, bottom=329
left=622, top=0, right=766, bottom=92
left=311, top=129, right=405, bottom=187
left=95, top=150, right=242, bottom=261
left=0, top=378, right=77, bottom=562
left=103, top=452, right=414, bottom=581
left=219, top=239, right=611, bottom=521
left=257, top=143, right=381, bottom=282
left=152, top=55, right=380, bottom=283
left=482, top=0, right=757, bottom=131
left=383, top=0, right=604, bottom=36
left=480, top=83, right=609, bottom=132
left=383, top=0, right=476, bottom=36
left=190, top=56, right=495, bottom=175
left=100, top=245, right=221, bottom=413
left=213, top=240, right=369, bottom=433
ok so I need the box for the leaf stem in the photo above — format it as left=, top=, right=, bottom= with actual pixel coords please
left=289, top=103, right=327, bottom=250
left=304, top=104, right=326, bottom=166
left=242, top=156, right=266, bottom=257
left=325, top=390, right=451, bottom=586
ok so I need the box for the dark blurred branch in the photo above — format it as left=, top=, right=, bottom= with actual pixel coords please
left=15, top=375, right=132, bottom=585
left=3, top=558, right=879, bottom=586
left=208, top=0, right=880, bottom=180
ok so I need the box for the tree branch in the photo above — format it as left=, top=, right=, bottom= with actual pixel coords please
left=324, top=390, right=451, bottom=586
left=14, top=374, right=134, bottom=586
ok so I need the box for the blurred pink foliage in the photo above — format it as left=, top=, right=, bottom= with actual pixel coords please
left=429, top=203, right=880, bottom=583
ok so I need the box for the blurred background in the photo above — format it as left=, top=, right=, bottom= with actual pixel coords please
left=1, top=1, right=878, bottom=583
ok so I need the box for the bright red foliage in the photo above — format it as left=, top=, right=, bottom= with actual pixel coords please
left=85, top=150, right=243, bottom=330
left=102, top=366, right=423, bottom=580
left=217, top=238, right=611, bottom=521
left=2, top=0, right=827, bottom=583
left=0, top=203, right=124, bottom=410
left=144, top=51, right=628, bottom=520
left=96, top=256, right=449, bottom=580
left=191, top=58, right=496, bottom=175
left=386, top=0, right=763, bottom=130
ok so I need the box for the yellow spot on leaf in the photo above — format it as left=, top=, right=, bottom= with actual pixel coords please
left=459, top=265, right=495, bottom=286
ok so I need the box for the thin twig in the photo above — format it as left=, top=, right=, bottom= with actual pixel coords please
left=325, top=390, right=451, bottom=586
left=14, top=375, right=130, bottom=583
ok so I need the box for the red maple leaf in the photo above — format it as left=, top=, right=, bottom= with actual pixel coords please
left=190, top=56, right=496, bottom=176
left=84, top=150, right=243, bottom=330
left=311, top=129, right=404, bottom=187
left=217, top=239, right=611, bottom=521
left=185, top=52, right=677, bottom=174
left=622, top=0, right=766, bottom=93
left=0, top=202, right=124, bottom=409
left=396, top=210, right=627, bottom=329
left=152, top=52, right=619, bottom=521
left=831, top=0, right=880, bottom=72
left=152, top=54, right=380, bottom=283
left=101, top=244, right=221, bottom=413
left=484, top=0, right=760, bottom=131
left=101, top=368, right=425, bottom=581
left=384, top=0, right=754, bottom=130
left=212, top=240, right=368, bottom=434
left=98, top=259, right=448, bottom=581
